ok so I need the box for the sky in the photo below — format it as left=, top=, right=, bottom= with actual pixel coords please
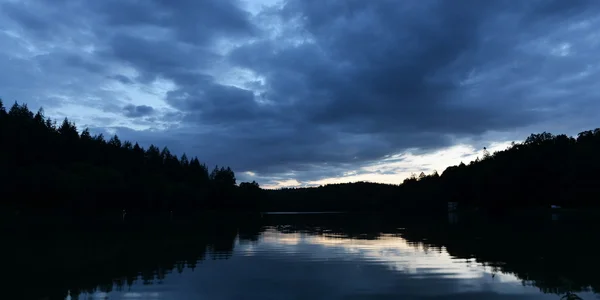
left=1, top=0, right=600, bottom=188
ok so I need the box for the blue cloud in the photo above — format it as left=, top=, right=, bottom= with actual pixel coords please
left=2, top=0, right=600, bottom=186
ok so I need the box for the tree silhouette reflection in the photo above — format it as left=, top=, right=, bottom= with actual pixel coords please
left=2, top=213, right=598, bottom=299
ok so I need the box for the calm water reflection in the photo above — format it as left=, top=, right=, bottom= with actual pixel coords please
left=4, top=213, right=600, bottom=300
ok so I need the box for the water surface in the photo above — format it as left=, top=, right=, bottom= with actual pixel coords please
left=5, top=213, right=599, bottom=300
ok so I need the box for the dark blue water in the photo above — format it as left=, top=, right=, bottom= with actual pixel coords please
left=5, top=212, right=599, bottom=299
left=75, top=229, right=593, bottom=300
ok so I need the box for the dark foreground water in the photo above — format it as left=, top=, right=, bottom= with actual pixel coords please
left=3, top=212, right=600, bottom=300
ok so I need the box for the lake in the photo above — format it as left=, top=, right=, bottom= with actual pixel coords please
left=3, top=212, right=599, bottom=299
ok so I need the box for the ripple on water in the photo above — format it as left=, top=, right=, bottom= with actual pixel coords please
left=65, top=219, right=600, bottom=300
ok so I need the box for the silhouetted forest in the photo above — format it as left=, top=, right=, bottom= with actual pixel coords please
left=267, top=129, right=600, bottom=212
left=4, top=99, right=600, bottom=215
left=0, top=100, right=264, bottom=216
left=404, top=129, right=600, bottom=212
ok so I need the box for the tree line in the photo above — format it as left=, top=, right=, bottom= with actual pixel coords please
left=267, top=129, right=600, bottom=212
left=0, top=100, right=263, bottom=216
left=3, top=98, right=600, bottom=215
left=395, top=129, right=600, bottom=212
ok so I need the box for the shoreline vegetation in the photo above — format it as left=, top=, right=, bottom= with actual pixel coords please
left=2, top=99, right=600, bottom=216
left=2, top=99, right=599, bottom=299
left=0, top=100, right=264, bottom=217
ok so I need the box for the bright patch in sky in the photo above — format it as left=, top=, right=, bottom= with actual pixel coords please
left=297, top=141, right=513, bottom=188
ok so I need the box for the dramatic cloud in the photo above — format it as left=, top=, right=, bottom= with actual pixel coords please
left=2, top=0, right=600, bottom=187
left=123, top=104, right=154, bottom=118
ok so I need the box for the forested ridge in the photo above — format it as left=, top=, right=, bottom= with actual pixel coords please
left=267, top=129, right=600, bottom=212
left=0, top=100, right=263, bottom=216
left=2, top=99, right=600, bottom=215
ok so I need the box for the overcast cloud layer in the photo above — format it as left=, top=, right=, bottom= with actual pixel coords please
left=2, top=0, right=600, bottom=187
